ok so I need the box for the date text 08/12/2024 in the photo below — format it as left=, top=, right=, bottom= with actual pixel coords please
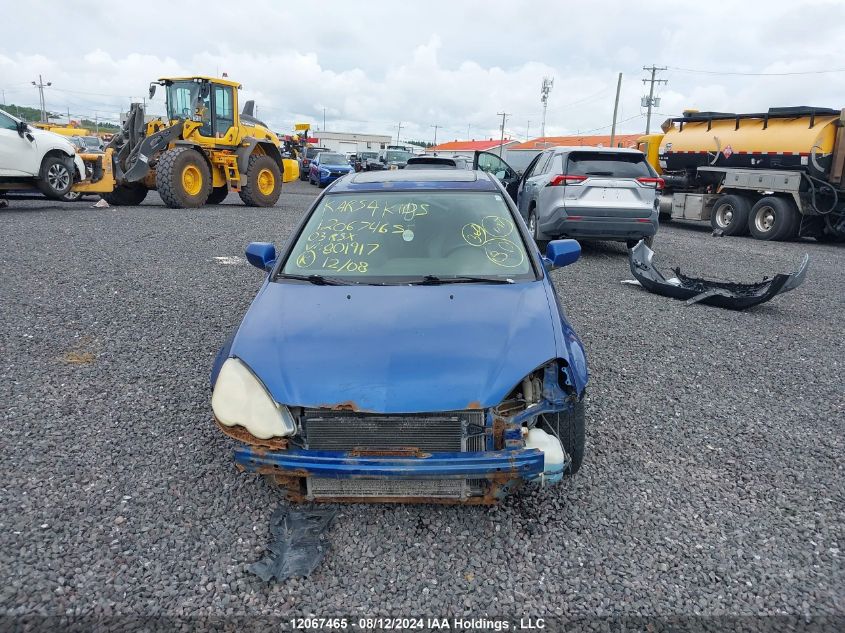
left=289, top=616, right=547, bottom=630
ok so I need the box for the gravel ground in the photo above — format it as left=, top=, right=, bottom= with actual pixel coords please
left=1, top=181, right=843, bottom=625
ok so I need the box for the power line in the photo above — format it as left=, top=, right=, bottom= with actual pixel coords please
left=668, top=65, right=845, bottom=76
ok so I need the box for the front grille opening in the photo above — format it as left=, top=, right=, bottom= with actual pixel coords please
left=302, top=409, right=485, bottom=452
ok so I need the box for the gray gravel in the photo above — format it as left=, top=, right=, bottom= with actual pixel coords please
left=1, top=181, right=843, bottom=623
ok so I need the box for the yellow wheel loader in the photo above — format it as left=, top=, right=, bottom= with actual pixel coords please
left=72, top=76, right=298, bottom=208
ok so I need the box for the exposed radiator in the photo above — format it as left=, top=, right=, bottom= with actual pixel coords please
left=302, top=409, right=486, bottom=452
left=307, top=477, right=466, bottom=499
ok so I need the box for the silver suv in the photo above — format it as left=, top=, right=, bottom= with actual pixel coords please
left=517, top=146, right=662, bottom=247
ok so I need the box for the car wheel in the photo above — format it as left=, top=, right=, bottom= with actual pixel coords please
left=748, top=196, right=799, bottom=241
left=643, top=235, right=655, bottom=249
left=711, top=194, right=751, bottom=236
left=238, top=154, right=282, bottom=207
left=37, top=155, right=74, bottom=199
left=206, top=186, right=229, bottom=205
left=529, top=210, right=548, bottom=250
left=102, top=183, right=148, bottom=206
left=62, top=191, right=82, bottom=202
left=540, top=399, right=586, bottom=476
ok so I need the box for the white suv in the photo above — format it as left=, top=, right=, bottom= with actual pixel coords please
left=0, top=108, right=86, bottom=199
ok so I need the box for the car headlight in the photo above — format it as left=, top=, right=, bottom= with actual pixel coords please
left=212, top=358, right=296, bottom=439
left=320, top=168, right=330, bottom=175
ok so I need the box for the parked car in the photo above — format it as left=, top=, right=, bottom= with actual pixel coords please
left=365, top=148, right=412, bottom=170
left=308, top=151, right=353, bottom=187
left=354, top=150, right=378, bottom=172
left=0, top=108, right=86, bottom=200
left=80, top=135, right=105, bottom=153
left=405, top=155, right=473, bottom=170
left=211, top=168, right=589, bottom=504
left=517, top=146, right=660, bottom=247
left=298, top=146, right=328, bottom=180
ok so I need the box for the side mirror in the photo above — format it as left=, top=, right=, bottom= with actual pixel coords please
left=16, top=121, right=28, bottom=137
left=148, top=83, right=157, bottom=100
left=199, top=82, right=211, bottom=99
left=245, top=242, right=276, bottom=271
left=545, top=239, right=581, bottom=270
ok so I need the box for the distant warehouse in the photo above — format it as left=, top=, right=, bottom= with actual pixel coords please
left=310, top=131, right=393, bottom=155
left=506, top=134, right=641, bottom=172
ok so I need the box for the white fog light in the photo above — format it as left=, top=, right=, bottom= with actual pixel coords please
left=212, top=358, right=295, bottom=439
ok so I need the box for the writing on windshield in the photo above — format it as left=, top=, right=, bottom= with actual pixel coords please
left=281, top=192, right=532, bottom=279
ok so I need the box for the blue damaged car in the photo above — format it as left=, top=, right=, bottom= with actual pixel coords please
left=211, top=168, right=589, bottom=504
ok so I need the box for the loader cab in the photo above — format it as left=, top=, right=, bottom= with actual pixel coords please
left=158, top=77, right=241, bottom=145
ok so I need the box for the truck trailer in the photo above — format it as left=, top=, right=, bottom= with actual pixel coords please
left=638, top=107, right=845, bottom=242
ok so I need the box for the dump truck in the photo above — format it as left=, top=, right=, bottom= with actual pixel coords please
left=638, top=107, right=845, bottom=241
left=72, top=76, right=298, bottom=208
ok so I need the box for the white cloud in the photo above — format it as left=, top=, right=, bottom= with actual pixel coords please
left=2, top=0, right=843, bottom=142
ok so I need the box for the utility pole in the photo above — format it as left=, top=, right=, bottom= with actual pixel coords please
left=641, top=65, right=668, bottom=134
left=526, top=120, right=531, bottom=141
left=540, top=77, right=554, bottom=140
left=430, top=124, right=440, bottom=148
left=497, top=112, right=509, bottom=157
left=323, top=107, right=326, bottom=132
left=396, top=122, right=403, bottom=146
left=31, top=75, right=52, bottom=123
left=467, top=124, right=471, bottom=140
left=95, top=112, right=99, bottom=134
left=609, top=72, right=623, bottom=147
left=67, top=107, right=71, bottom=125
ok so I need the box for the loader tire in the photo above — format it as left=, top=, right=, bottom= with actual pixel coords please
left=239, top=154, right=282, bottom=207
left=102, top=183, right=148, bottom=206
left=710, top=194, right=751, bottom=236
left=156, top=147, right=211, bottom=209
left=206, top=186, right=229, bottom=205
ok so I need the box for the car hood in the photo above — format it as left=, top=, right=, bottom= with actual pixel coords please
left=230, top=280, right=560, bottom=413
left=30, top=128, right=75, bottom=152
left=321, top=164, right=352, bottom=170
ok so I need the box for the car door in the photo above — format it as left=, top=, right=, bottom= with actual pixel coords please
left=518, top=151, right=553, bottom=217
left=516, top=153, right=543, bottom=217
left=472, top=150, right=520, bottom=201
left=0, top=111, right=39, bottom=177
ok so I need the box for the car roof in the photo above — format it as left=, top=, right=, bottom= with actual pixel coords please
left=330, top=169, right=498, bottom=193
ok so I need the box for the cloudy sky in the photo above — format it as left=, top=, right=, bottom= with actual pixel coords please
left=2, top=0, right=843, bottom=143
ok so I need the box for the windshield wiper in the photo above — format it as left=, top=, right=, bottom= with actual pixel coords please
left=275, top=273, right=351, bottom=286
left=417, top=275, right=515, bottom=285
left=585, top=170, right=614, bottom=176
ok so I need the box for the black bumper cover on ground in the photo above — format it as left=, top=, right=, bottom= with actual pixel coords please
left=628, top=241, right=809, bottom=310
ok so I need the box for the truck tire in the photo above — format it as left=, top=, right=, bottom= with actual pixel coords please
left=711, top=194, right=751, bottom=236
left=102, top=184, right=148, bottom=206
left=37, top=155, right=74, bottom=199
left=239, top=154, right=282, bottom=207
left=156, top=147, right=211, bottom=209
left=540, top=399, right=586, bottom=476
left=748, top=196, right=798, bottom=241
left=206, top=186, right=229, bottom=205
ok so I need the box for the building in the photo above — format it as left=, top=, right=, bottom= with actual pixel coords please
left=505, top=134, right=642, bottom=172
left=428, top=138, right=518, bottom=159
left=309, top=131, right=393, bottom=155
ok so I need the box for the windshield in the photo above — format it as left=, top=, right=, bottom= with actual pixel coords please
left=281, top=191, right=533, bottom=282
left=318, top=153, right=346, bottom=164
left=83, top=137, right=100, bottom=147
left=386, top=151, right=411, bottom=163
left=165, top=80, right=202, bottom=120
left=305, top=148, right=325, bottom=158
left=360, top=152, right=378, bottom=159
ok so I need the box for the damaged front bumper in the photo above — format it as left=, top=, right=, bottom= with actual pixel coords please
left=234, top=446, right=547, bottom=504
left=628, top=240, right=809, bottom=310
